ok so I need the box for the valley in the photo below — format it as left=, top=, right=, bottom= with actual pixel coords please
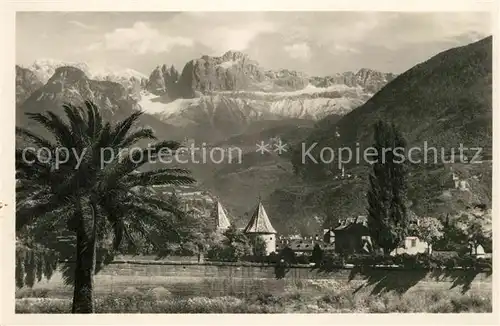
left=15, top=37, right=492, bottom=235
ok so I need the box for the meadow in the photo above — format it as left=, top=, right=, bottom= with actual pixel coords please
left=16, top=272, right=492, bottom=313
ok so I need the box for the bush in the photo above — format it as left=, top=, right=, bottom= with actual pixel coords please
left=15, top=289, right=491, bottom=313
left=15, top=288, right=49, bottom=299
left=295, top=255, right=310, bottom=265
left=317, top=252, right=492, bottom=271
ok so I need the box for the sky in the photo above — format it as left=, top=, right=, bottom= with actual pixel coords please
left=16, top=12, right=492, bottom=76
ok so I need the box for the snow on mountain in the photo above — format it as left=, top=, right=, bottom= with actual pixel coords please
left=216, top=60, right=238, bottom=69
left=92, top=67, right=148, bottom=81
left=138, top=51, right=378, bottom=125
left=16, top=65, right=44, bottom=105
left=27, top=59, right=92, bottom=84
left=24, top=59, right=148, bottom=87
left=138, top=91, right=199, bottom=117
left=138, top=84, right=367, bottom=126
left=219, top=83, right=361, bottom=98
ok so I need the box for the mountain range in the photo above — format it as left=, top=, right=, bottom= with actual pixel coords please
left=17, top=52, right=394, bottom=142
left=15, top=37, right=492, bottom=234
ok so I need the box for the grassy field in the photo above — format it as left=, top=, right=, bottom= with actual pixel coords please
left=16, top=275, right=492, bottom=313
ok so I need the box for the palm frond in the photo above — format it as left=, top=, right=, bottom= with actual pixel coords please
left=109, top=111, right=144, bottom=147
left=62, top=103, right=87, bottom=145
left=85, top=101, right=103, bottom=140
left=127, top=173, right=196, bottom=187
left=15, top=127, right=56, bottom=150
left=25, top=111, right=75, bottom=149
left=118, top=128, right=156, bottom=148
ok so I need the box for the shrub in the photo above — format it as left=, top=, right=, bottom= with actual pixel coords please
left=16, top=298, right=70, bottom=313
left=295, top=254, right=310, bottom=265
left=15, top=288, right=49, bottom=299
left=15, top=288, right=492, bottom=313
left=318, top=252, right=491, bottom=271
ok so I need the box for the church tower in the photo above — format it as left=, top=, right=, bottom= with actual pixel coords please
left=211, top=201, right=231, bottom=232
left=243, top=201, right=277, bottom=255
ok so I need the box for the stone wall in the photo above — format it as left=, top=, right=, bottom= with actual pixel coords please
left=98, top=260, right=492, bottom=294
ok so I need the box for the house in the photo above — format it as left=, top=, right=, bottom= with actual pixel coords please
left=243, top=201, right=277, bottom=255
left=323, top=228, right=335, bottom=244
left=469, top=243, right=487, bottom=258
left=285, top=238, right=315, bottom=254
left=390, top=236, right=431, bottom=256
left=333, top=215, right=372, bottom=254
left=275, top=236, right=335, bottom=255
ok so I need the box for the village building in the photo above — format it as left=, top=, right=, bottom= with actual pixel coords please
left=211, top=201, right=231, bottom=232
left=333, top=215, right=372, bottom=254
left=276, top=231, right=336, bottom=254
left=323, top=228, right=335, bottom=244
left=390, top=236, right=431, bottom=256
left=277, top=238, right=335, bottom=254
left=243, top=201, right=277, bottom=255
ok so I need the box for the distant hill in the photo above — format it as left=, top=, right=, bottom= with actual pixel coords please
left=293, top=36, right=492, bottom=178
left=266, top=36, right=493, bottom=235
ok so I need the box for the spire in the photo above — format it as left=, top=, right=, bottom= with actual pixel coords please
left=244, top=201, right=277, bottom=234
left=211, top=201, right=231, bottom=231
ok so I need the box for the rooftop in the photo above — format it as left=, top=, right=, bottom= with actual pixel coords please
left=243, top=202, right=277, bottom=234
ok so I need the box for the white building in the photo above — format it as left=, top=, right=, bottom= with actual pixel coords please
left=243, top=201, right=277, bottom=255
left=390, top=236, right=431, bottom=256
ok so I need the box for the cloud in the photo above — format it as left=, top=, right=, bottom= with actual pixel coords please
left=160, top=12, right=277, bottom=55
left=331, top=44, right=360, bottom=54
left=88, top=21, right=193, bottom=54
left=284, top=43, right=311, bottom=60
left=17, top=12, right=491, bottom=76
left=203, top=21, right=276, bottom=53
left=68, top=20, right=95, bottom=30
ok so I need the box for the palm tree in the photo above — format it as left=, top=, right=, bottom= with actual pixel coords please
left=16, top=101, right=195, bottom=313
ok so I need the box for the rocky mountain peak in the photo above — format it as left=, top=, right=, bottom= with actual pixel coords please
left=28, top=59, right=92, bottom=83
left=355, top=68, right=387, bottom=81
left=354, top=68, right=396, bottom=92
left=220, top=50, right=250, bottom=63
left=49, top=66, right=89, bottom=82
left=146, top=64, right=179, bottom=96
left=16, top=65, right=43, bottom=105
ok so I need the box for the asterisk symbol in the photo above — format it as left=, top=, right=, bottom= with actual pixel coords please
left=256, top=141, right=271, bottom=154
left=273, top=138, right=288, bottom=154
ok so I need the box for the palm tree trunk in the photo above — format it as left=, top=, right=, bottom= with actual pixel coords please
left=72, top=200, right=97, bottom=313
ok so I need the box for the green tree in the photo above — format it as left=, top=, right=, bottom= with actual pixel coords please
left=250, top=236, right=267, bottom=257
left=366, top=121, right=411, bottom=253
left=450, top=207, right=492, bottom=254
left=409, top=216, right=444, bottom=254
left=222, top=225, right=252, bottom=261
left=206, top=225, right=252, bottom=262
left=278, top=246, right=296, bottom=264
left=16, top=101, right=195, bottom=313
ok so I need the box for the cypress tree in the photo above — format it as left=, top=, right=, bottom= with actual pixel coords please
left=366, top=121, right=410, bottom=253
left=15, top=250, right=25, bottom=289
left=24, top=250, right=36, bottom=288
left=36, top=253, right=44, bottom=282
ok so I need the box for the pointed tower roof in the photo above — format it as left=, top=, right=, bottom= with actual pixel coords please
left=211, top=201, right=231, bottom=230
left=244, top=202, right=277, bottom=234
